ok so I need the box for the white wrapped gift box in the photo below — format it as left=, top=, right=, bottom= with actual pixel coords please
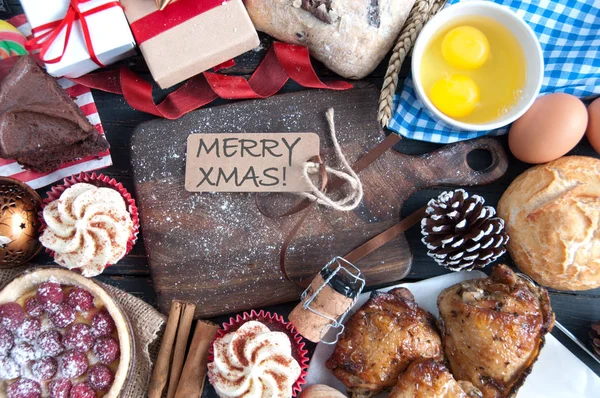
left=20, top=0, right=136, bottom=77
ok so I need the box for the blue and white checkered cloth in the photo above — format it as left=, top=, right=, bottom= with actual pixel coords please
left=388, top=0, right=600, bottom=143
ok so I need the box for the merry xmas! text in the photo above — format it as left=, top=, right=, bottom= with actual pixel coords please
left=185, top=133, right=319, bottom=192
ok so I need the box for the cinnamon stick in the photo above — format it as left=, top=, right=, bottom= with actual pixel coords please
left=148, top=300, right=183, bottom=398
left=166, top=302, right=197, bottom=398
left=174, top=320, right=220, bottom=398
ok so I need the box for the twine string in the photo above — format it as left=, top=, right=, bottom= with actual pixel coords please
left=300, top=108, right=363, bottom=212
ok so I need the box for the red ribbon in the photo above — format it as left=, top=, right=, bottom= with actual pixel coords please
left=25, top=0, right=122, bottom=66
left=71, top=42, right=353, bottom=119
left=212, top=59, right=236, bottom=72
left=130, top=0, right=227, bottom=44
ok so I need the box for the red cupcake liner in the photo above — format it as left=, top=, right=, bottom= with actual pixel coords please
left=38, top=172, right=139, bottom=271
left=208, top=310, right=309, bottom=397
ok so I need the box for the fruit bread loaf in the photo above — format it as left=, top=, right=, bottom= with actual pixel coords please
left=245, top=0, right=417, bottom=79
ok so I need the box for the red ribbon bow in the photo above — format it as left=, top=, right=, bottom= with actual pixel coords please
left=25, top=0, right=122, bottom=66
left=72, top=42, right=354, bottom=120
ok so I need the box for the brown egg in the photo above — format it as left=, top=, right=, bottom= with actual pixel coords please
left=586, top=97, right=600, bottom=155
left=300, top=385, right=348, bottom=398
left=508, top=93, right=588, bottom=164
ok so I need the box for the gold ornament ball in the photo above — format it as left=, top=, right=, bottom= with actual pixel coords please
left=0, top=177, right=42, bottom=268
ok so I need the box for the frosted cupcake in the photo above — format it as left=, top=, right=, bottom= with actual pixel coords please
left=208, top=311, right=308, bottom=398
left=40, top=173, right=138, bottom=277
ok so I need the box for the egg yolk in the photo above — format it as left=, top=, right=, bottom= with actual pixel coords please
left=441, top=26, right=490, bottom=70
left=430, top=75, right=480, bottom=118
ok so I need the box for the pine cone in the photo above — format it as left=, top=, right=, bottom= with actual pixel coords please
left=590, top=322, right=600, bottom=358
left=421, top=189, right=509, bottom=271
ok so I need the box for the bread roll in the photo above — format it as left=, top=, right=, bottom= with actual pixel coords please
left=244, top=0, right=416, bottom=79
left=497, top=156, right=600, bottom=290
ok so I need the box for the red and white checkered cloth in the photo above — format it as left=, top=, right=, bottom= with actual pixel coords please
left=0, top=15, right=112, bottom=189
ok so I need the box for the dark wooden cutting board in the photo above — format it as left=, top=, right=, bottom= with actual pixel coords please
left=131, top=85, right=508, bottom=317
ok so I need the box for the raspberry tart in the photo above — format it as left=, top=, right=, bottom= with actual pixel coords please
left=0, top=268, right=133, bottom=397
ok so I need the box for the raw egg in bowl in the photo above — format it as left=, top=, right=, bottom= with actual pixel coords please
left=411, top=1, right=543, bottom=131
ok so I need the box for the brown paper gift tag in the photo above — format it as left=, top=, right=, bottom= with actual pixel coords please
left=185, top=133, right=320, bottom=192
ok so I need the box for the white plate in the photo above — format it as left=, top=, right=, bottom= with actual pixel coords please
left=305, top=271, right=600, bottom=398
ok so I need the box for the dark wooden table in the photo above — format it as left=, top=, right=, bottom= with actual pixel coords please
left=5, top=1, right=600, bottom=395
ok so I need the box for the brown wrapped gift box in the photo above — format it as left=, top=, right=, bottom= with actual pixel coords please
left=120, top=0, right=260, bottom=88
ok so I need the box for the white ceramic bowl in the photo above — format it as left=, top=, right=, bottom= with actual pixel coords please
left=411, top=1, right=544, bottom=131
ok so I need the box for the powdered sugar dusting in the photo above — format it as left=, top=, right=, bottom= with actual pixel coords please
left=0, top=281, right=120, bottom=395
left=0, top=356, right=20, bottom=380
left=6, top=378, right=41, bottom=397
left=130, top=89, right=398, bottom=314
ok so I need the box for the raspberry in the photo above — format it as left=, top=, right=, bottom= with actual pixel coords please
left=93, top=336, right=120, bottom=365
left=0, top=303, right=25, bottom=329
left=59, top=350, right=88, bottom=378
left=31, top=357, right=57, bottom=380
left=64, top=324, right=94, bottom=352
left=66, top=288, right=94, bottom=312
left=36, top=282, right=63, bottom=308
left=0, top=326, right=14, bottom=355
left=70, top=383, right=95, bottom=398
left=44, top=303, right=59, bottom=315
left=91, top=309, right=115, bottom=337
left=0, top=356, right=20, bottom=380
left=88, top=364, right=114, bottom=391
left=49, top=379, right=72, bottom=398
left=6, top=378, right=41, bottom=398
left=36, top=330, right=64, bottom=357
left=24, top=298, right=44, bottom=318
left=11, top=342, right=35, bottom=365
left=17, top=319, right=41, bottom=343
left=48, top=304, right=75, bottom=328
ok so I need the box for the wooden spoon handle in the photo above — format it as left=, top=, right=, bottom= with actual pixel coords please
left=408, top=137, right=508, bottom=189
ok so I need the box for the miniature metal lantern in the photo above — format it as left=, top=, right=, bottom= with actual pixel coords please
left=0, top=177, right=42, bottom=268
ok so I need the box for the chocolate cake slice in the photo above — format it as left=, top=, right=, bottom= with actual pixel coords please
left=0, top=56, right=109, bottom=172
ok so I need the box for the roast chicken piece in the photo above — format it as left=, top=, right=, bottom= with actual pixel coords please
left=326, top=287, right=443, bottom=398
left=389, top=358, right=482, bottom=398
left=438, top=264, right=554, bottom=398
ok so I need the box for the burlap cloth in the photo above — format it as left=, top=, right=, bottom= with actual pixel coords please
left=0, top=264, right=165, bottom=398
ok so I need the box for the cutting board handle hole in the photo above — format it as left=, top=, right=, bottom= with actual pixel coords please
left=467, top=149, right=493, bottom=172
